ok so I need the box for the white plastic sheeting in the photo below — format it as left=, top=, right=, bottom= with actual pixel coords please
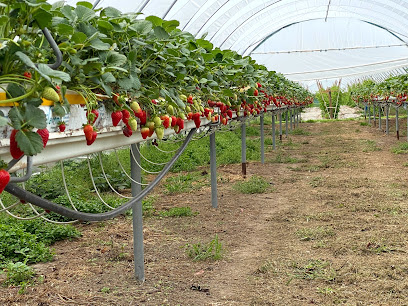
left=50, top=0, right=408, bottom=90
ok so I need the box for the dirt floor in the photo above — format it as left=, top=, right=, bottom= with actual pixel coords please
left=2, top=116, right=408, bottom=305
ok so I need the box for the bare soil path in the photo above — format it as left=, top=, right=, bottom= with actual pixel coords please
left=2, top=117, right=408, bottom=305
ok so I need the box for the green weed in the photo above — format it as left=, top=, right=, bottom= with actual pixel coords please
left=185, top=235, right=223, bottom=261
left=2, top=261, right=35, bottom=292
left=290, top=128, right=311, bottom=136
left=391, top=142, right=408, bottom=154
left=290, top=259, right=336, bottom=282
left=163, top=172, right=206, bottom=194
left=233, top=175, right=271, bottom=194
left=158, top=207, right=196, bottom=218
left=295, top=226, right=335, bottom=241
left=361, top=140, right=381, bottom=152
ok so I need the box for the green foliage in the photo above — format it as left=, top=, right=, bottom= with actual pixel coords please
left=295, top=226, right=335, bottom=241
left=163, top=172, right=206, bottom=194
left=2, top=261, right=35, bottom=289
left=290, top=128, right=311, bottom=136
left=315, top=86, right=346, bottom=119
left=0, top=224, right=53, bottom=264
left=185, top=235, right=223, bottom=261
left=391, top=142, right=408, bottom=154
left=233, top=175, right=271, bottom=194
left=290, top=259, right=336, bottom=282
left=158, top=207, right=196, bottom=218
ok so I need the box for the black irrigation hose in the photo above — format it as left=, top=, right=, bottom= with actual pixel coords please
left=40, top=28, right=63, bottom=70
left=4, top=128, right=197, bottom=222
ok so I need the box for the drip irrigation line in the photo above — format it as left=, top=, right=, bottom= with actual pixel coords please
left=87, top=156, right=116, bottom=210
left=152, top=143, right=179, bottom=154
left=61, top=161, right=78, bottom=211
left=0, top=197, right=44, bottom=220
left=0, top=201, right=20, bottom=213
left=114, top=149, right=149, bottom=186
left=4, top=129, right=197, bottom=221
left=130, top=146, right=161, bottom=174
left=28, top=202, right=78, bottom=224
left=134, top=144, right=169, bottom=166
left=98, top=152, right=132, bottom=199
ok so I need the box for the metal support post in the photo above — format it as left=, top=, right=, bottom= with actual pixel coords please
left=272, top=113, right=276, bottom=150
left=260, top=114, right=265, bottom=164
left=364, top=104, right=367, bottom=120
left=368, top=105, right=371, bottom=124
left=396, top=108, right=399, bottom=140
left=241, top=121, right=246, bottom=176
left=386, top=105, right=389, bottom=135
left=209, top=131, right=218, bottom=208
left=290, top=109, right=293, bottom=130
left=373, top=105, right=376, bottom=127
left=379, top=105, right=382, bottom=131
left=279, top=112, right=283, bottom=142
left=130, top=143, right=145, bottom=282
left=285, top=110, right=289, bottom=137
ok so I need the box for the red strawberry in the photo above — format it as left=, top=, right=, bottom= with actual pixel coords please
left=141, top=127, right=150, bottom=139
left=83, top=124, right=94, bottom=142
left=0, top=169, right=10, bottom=194
left=121, top=109, right=130, bottom=125
left=140, top=111, right=147, bottom=125
left=37, top=128, right=49, bottom=148
left=58, top=122, right=66, bottom=132
left=216, top=101, right=223, bottom=108
left=10, top=129, right=24, bottom=160
left=221, top=117, right=227, bottom=125
left=171, top=116, right=177, bottom=127
left=177, top=117, right=184, bottom=130
left=227, top=109, right=233, bottom=119
left=23, top=71, right=32, bottom=79
left=208, top=100, right=215, bottom=107
left=192, top=112, right=201, bottom=128
left=257, top=82, right=262, bottom=88
left=161, top=115, right=171, bottom=129
left=111, top=111, right=123, bottom=126
left=187, top=95, right=193, bottom=104
left=254, top=89, right=258, bottom=96
left=123, top=126, right=133, bottom=137
left=86, top=131, right=97, bottom=146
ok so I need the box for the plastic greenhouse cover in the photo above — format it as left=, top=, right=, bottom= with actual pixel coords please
left=48, top=0, right=408, bottom=91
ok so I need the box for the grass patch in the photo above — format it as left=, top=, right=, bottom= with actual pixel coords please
left=232, top=175, right=271, bottom=194
left=185, top=235, right=223, bottom=261
left=158, top=207, right=196, bottom=218
left=290, top=259, right=336, bottom=282
left=360, top=121, right=369, bottom=126
left=391, top=142, right=408, bottom=154
left=295, top=226, right=335, bottom=241
left=361, top=140, right=381, bottom=152
left=290, top=128, right=311, bottom=136
left=2, top=261, right=35, bottom=293
left=163, top=172, right=207, bottom=194
left=309, top=176, right=323, bottom=188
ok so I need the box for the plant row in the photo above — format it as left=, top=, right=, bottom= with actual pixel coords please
left=0, top=0, right=312, bottom=194
left=349, top=74, right=408, bottom=105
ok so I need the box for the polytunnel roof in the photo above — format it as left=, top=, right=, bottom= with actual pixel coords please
left=52, top=0, right=408, bottom=91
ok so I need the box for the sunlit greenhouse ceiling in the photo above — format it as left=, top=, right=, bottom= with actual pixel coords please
left=52, top=0, right=408, bottom=91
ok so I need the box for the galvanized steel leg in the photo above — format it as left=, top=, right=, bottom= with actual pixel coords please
left=241, top=121, right=246, bottom=176
left=260, top=114, right=265, bottom=164
left=290, top=110, right=293, bottom=130
left=368, top=105, right=371, bottom=124
left=285, top=110, right=289, bottom=137
left=364, top=105, right=367, bottom=120
left=386, top=105, right=389, bottom=135
left=272, top=114, right=276, bottom=150
left=396, top=108, right=399, bottom=140
left=379, top=106, right=382, bottom=130
left=279, top=112, right=283, bottom=142
left=209, top=131, right=218, bottom=208
left=131, top=143, right=145, bottom=282
left=373, top=105, right=376, bottom=127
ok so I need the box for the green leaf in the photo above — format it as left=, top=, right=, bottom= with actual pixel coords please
left=0, top=116, right=7, bottom=127
left=75, top=5, right=95, bottom=22
left=97, top=20, right=113, bottom=31
left=162, top=20, right=180, bottom=32
left=24, top=105, right=46, bottom=129
left=56, top=23, right=74, bottom=36
left=15, top=130, right=44, bottom=156
left=129, top=20, right=153, bottom=35
left=102, top=73, right=116, bottom=83
left=153, top=26, right=169, bottom=40
left=52, top=103, right=66, bottom=117
left=76, top=1, right=93, bottom=9
left=6, top=83, right=25, bottom=99
left=26, top=98, right=43, bottom=107
left=146, top=16, right=163, bottom=26
left=106, top=51, right=127, bottom=66
left=8, top=108, right=24, bottom=130
left=71, top=32, right=87, bottom=44
left=118, top=77, right=133, bottom=90
left=101, top=7, right=122, bottom=18
left=37, top=64, right=71, bottom=82
left=33, top=8, right=52, bottom=28
left=196, top=39, right=213, bottom=52
left=90, top=39, right=110, bottom=50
